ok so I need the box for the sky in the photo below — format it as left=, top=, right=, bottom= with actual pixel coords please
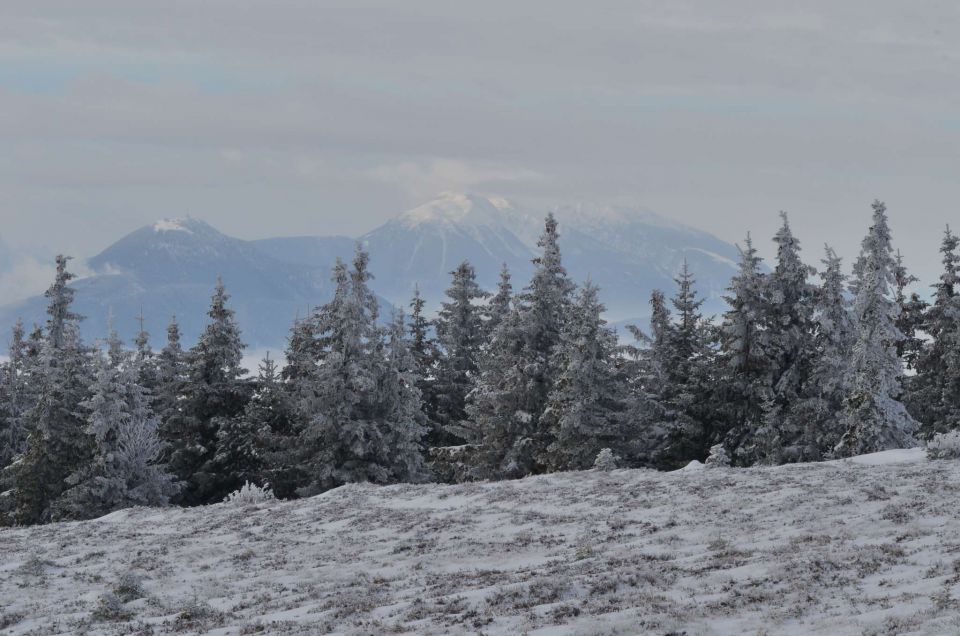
left=2, top=1, right=960, bottom=298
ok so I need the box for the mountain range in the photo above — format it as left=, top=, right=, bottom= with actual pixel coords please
left=0, top=193, right=743, bottom=350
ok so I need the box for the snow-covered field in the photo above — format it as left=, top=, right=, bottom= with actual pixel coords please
left=3, top=448, right=960, bottom=635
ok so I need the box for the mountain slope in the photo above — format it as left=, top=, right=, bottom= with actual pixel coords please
left=2, top=448, right=953, bottom=635
left=248, top=193, right=743, bottom=325
left=249, top=235, right=356, bottom=271
left=251, top=194, right=537, bottom=305
left=358, top=193, right=535, bottom=304
left=0, top=219, right=340, bottom=349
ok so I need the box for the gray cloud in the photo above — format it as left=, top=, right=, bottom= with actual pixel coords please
left=1, top=1, right=959, bottom=286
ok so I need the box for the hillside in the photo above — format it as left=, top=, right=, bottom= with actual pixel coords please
left=2, top=449, right=957, bottom=635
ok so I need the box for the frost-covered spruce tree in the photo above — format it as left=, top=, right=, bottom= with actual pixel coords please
left=753, top=213, right=818, bottom=463
left=213, top=352, right=288, bottom=498
left=292, top=258, right=357, bottom=493
left=718, top=234, right=771, bottom=464
left=13, top=256, right=95, bottom=525
left=377, top=311, right=429, bottom=483
left=484, top=263, right=513, bottom=338
left=0, top=372, right=16, bottom=525
left=154, top=317, right=186, bottom=427
left=0, top=321, right=31, bottom=471
left=296, top=247, right=427, bottom=494
left=244, top=353, right=300, bottom=499
left=132, top=311, right=160, bottom=395
left=0, top=321, right=40, bottom=526
left=282, top=312, right=320, bottom=409
left=408, top=285, right=440, bottom=442
left=621, top=289, right=672, bottom=466
left=468, top=214, right=575, bottom=478
left=166, top=279, right=249, bottom=505
left=646, top=289, right=672, bottom=379
left=542, top=282, right=628, bottom=471
left=433, top=261, right=489, bottom=446
left=836, top=201, right=917, bottom=456
left=801, top=246, right=857, bottom=456
left=647, top=262, right=718, bottom=467
left=282, top=263, right=347, bottom=433
left=908, top=227, right=960, bottom=437
left=893, top=251, right=927, bottom=372
left=53, top=342, right=177, bottom=520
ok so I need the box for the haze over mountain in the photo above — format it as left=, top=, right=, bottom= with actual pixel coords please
left=0, top=195, right=742, bottom=349
left=260, top=192, right=743, bottom=322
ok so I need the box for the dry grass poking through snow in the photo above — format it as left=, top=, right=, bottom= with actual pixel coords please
left=2, top=449, right=960, bottom=635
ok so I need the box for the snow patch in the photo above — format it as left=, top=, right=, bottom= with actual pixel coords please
left=686, top=246, right=740, bottom=270
left=152, top=218, right=194, bottom=234
left=399, top=192, right=506, bottom=230
left=840, top=446, right=926, bottom=466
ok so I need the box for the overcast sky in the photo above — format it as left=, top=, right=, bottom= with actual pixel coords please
left=2, top=1, right=959, bottom=294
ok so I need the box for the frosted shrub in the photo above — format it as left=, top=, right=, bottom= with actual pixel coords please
left=91, top=592, right=132, bottom=621
left=113, top=571, right=145, bottom=602
left=705, top=444, right=731, bottom=468
left=175, top=596, right=222, bottom=628
left=926, top=431, right=960, bottom=460
left=593, top=448, right=619, bottom=472
left=223, top=481, right=275, bottom=506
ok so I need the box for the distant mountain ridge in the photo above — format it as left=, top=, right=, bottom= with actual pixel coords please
left=258, top=193, right=742, bottom=322
left=0, top=195, right=743, bottom=349
left=0, top=217, right=342, bottom=350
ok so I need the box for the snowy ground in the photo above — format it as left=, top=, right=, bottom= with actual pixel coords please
left=3, top=448, right=960, bottom=635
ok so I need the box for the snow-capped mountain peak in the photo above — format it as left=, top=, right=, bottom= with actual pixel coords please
left=398, top=192, right=512, bottom=230
left=153, top=218, right=195, bottom=234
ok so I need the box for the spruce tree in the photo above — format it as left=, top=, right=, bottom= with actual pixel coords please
left=154, top=317, right=186, bottom=437
left=54, top=344, right=176, bottom=520
left=908, top=227, right=960, bottom=436
left=0, top=321, right=39, bottom=525
left=485, top=263, right=513, bottom=338
left=621, top=290, right=672, bottom=467
left=282, top=262, right=350, bottom=438
left=295, top=247, right=426, bottom=493
left=213, top=353, right=280, bottom=497
left=542, top=282, right=628, bottom=471
left=282, top=312, right=320, bottom=407
left=166, top=279, right=249, bottom=505
left=650, top=261, right=718, bottom=467
left=836, top=201, right=917, bottom=456
left=133, top=310, right=160, bottom=394
left=802, top=246, right=856, bottom=456
left=377, top=311, right=429, bottom=483
left=468, top=214, right=575, bottom=478
left=244, top=353, right=300, bottom=499
left=433, top=261, right=488, bottom=446
left=754, top=213, right=817, bottom=463
left=893, top=251, right=927, bottom=371
left=408, top=286, right=440, bottom=443
left=13, top=256, right=94, bottom=525
left=0, top=321, right=30, bottom=470
left=718, top=234, right=771, bottom=464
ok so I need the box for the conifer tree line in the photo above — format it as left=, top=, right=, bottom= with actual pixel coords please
left=0, top=200, right=955, bottom=525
